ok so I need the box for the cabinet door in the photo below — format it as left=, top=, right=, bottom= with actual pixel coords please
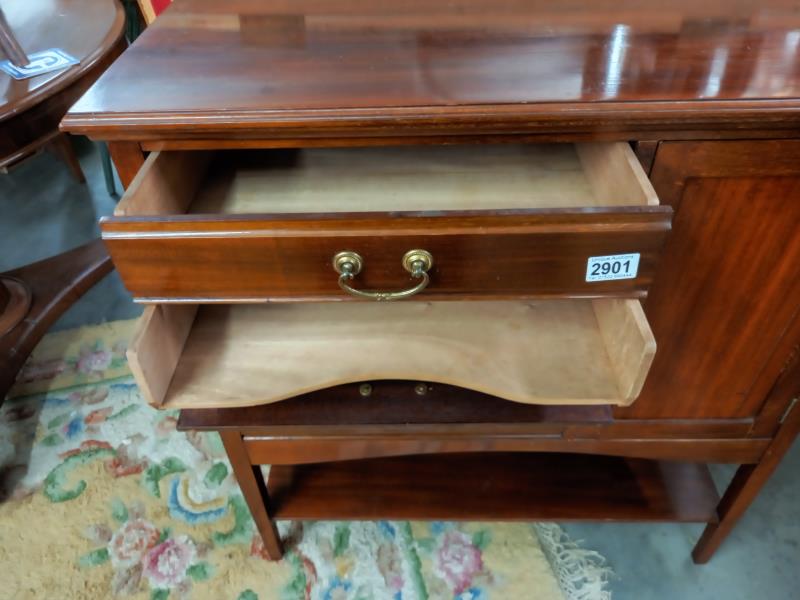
left=617, top=140, right=800, bottom=420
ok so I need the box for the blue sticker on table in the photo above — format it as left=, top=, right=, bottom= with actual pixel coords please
left=0, top=48, right=79, bottom=80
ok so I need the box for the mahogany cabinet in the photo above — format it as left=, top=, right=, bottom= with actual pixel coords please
left=61, top=0, right=800, bottom=563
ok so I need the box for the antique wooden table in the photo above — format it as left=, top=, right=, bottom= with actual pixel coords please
left=0, top=0, right=125, bottom=175
left=63, top=0, right=800, bottom=563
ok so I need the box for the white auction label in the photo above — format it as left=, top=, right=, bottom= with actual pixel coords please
left=585, top=253, right=640, bottom=282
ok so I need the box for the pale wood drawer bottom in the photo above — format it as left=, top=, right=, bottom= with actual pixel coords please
left=128, top=299, right=656, bottom=409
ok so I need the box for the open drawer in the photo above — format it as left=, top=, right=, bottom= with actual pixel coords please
left=101, top=143, right=671, bottom=302
left=128, top=298, right=656, bottom=409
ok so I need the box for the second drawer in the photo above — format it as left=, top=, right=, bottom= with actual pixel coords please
left=102, top=143, right=672, bottom=302
left=129, top=299, right=656, bottom=410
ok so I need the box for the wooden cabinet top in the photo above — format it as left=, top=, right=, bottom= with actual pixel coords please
left=62, top=0, right=800, bottom=141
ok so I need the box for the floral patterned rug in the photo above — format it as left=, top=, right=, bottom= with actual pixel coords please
left=0, top=319, right=611, bottom=600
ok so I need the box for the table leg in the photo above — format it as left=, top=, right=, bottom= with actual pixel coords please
left=693, top=396, right=800, bottom=563
left=220, top=430, right=284, bottom=560
left=0, top=7, right=28, bottom=67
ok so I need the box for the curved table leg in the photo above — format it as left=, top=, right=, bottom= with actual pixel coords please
left=0, top=239, right=113, bottom=400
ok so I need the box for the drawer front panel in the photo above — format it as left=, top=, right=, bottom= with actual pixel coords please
left=102, top=210, right=671, bottom=301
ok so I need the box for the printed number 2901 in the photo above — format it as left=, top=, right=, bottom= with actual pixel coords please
left=585, top=253, right=640, bottom=282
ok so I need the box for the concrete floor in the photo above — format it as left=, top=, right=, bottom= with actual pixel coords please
left=2, top=140, right=798, bottom=599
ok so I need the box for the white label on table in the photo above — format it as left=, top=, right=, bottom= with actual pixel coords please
left=585, top=253, right=640, bottom=282
left=0, top=49, right=78, bottom=80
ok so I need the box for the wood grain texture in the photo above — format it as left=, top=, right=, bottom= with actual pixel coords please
left=176, top=384, right=756, bottom=441
left=102, top=212, right=670, bottom=301
left=189, top=145, right=604, bottom=214
left=177, top=383, right=611, bottom=431
left=594, top=298, right=656, bottom=400
left=750, top=311, right=800, bottom=437
left=101, top=143, right=671, bottom=301
left=576, top=143, right=659, bottom=207
left=134, top=130, right=800, bottom=150
left=144, top=300, right=654, bottom=409
left=61, top=0, right=800, bottom=141
left=265, top=453, right=721, bottom=522
left=54, top=0, right=800, bottom=562
left=0, top=278, right=31, bottom=337
left=115, top=150, right=211, bottom=216
left=113, top=143, right=655, bottom=215
left=618, top=140, right=800, bottom=420
left=106, top=141, right=147, bottom=189
left=176, top=382, right=768, bottom=466
left=244, top=436, right=767, bottom=465
left=127, top=304, right=197, bottom=406
left=0, top=240, right=113, bottom=400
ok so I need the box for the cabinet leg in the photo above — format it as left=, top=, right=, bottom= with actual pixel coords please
left=220, top=430, right=283, bottom=560
left=692, top=464, right=756, bottom=563
left=106, top=141, right=145, bottom=189
left=693, top=401, right=800, bottom=563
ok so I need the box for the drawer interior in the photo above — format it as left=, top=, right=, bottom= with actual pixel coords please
left=128, top=299, right=655, bottom=410
left=114, top=142, right=658, bottom=217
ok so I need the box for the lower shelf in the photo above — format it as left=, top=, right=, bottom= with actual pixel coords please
left=266, top=452, right=720, bottom=523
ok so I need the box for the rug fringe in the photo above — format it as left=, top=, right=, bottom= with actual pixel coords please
left=534, top=523, right=613, bottom=600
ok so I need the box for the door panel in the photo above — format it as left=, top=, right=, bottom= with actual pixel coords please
left=617, top=140, right=800, bottom=419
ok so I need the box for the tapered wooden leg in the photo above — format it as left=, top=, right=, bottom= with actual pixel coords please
left=0, top=7, right=29, bottom=67
left=107, top=141, right=145, bottom=189
left=693, top=398, right=800, bottom=563
left=220, top=430, right=284, bottom=560
left=48, top=133, right=86, bottom=183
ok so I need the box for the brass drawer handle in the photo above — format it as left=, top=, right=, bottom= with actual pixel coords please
left=332, top=249, right=434, bottom=301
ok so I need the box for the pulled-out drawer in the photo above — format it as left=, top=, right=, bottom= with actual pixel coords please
left=128, top=298, right=656, bottom=409
left=102, top=143, right=671, bottom=302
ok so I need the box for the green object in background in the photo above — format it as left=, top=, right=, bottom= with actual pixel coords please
left=123, top=0, right=143, bottom=42
left=99, top=143, right=116, bottom=196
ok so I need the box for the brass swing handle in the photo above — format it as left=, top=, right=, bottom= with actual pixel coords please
left=332, top=249, right=434, bottom=301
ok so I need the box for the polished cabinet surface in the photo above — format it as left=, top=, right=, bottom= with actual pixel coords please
left=61, top=0, right=800, bottom=565
left=62, top=0, right=800, bottom=140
